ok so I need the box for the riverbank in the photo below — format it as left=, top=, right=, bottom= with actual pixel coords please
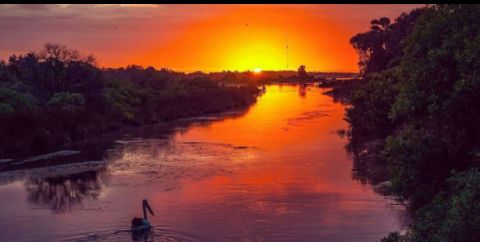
left=320, top=78, right=364, bottom=103
left=345, top=5, right=480, bottom=241
left=0, top=84, right=261, bottom=160
left=325, top=78, right=395, bottom=192
left=0, top=45, right=261, bottom=158
left=0, top=107, right=252, bottom=173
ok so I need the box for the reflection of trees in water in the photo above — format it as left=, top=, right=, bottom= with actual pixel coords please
left=330, top=94, right=349, bottom=105
left=24, top=169, right=108, bottom=212
left=120, top=107, right=252, bottom=140
left=16, top=102, right=252, bottom=213
left=298, top=85, right=307, bottom=97
left=338, top=128, right=390, bottom=186
left=12, top=94, right=254, bottom=214
left=351, top=150, right=389, bottom=185
left=343, top=131, right=410, bottom=225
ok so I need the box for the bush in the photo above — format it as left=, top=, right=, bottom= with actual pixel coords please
left=346, top=69, right=400, bottom=137
left=383, top=169, right=480, bottom=242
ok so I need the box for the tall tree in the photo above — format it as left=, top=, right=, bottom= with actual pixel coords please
left=350, top=8, right=425, bottom=75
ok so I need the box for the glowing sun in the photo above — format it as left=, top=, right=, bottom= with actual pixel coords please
left=253, top=67, right=262, bottom=74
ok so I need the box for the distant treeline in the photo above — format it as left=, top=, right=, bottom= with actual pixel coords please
left=206, top=70, right=357, bottom=84
left=347, top=5, right=480, bottom=241
left=0, top=44, right=260, bottom=157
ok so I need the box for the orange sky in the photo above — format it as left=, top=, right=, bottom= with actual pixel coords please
left=0, top=4, right=423, bottom=73
left=134, top=5, right=358, bottom=72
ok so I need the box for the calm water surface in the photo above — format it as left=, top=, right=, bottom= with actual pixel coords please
left=0, top=85, right=406, bottom=241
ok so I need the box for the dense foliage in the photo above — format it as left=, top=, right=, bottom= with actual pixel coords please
left=0, top=44, right=260, bottom=157
left=347, top=8, right=425, bottom=137
left=345, top=69, right=400, bottom=137
left=350, top=8, right=425, bottom=75
left=383, top=169, right=480, bottom=242
left=387, top=4, right=480, bottom=208
left=347, top=4, right=480, bottom=241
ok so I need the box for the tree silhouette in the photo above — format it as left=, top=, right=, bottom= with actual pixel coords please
left=350, top=9, right=424, bottom=75
left=297, top=65, right=307, bottom=78
left=0, top=43, right=261, bottom=155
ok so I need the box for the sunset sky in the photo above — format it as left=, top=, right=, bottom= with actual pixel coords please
left=0, top=4, right=422, bottom=73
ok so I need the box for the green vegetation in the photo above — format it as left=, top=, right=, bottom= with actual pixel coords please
left=0, top=44, right=260, bottom=157
left=346, top=69, right=400, bottom=137
left=346, top=5, right=480, bottom=241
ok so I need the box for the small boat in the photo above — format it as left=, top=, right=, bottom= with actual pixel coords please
left=131, top=199, right=155, bottom=231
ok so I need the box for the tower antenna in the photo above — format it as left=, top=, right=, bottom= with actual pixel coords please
left=286, top=34, right=289, bottom=69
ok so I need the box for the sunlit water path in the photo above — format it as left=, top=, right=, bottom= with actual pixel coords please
left=0, top=84, right=405, bottom=241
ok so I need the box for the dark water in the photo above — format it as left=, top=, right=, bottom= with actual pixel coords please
left=0, top=84, right=406, bottom=241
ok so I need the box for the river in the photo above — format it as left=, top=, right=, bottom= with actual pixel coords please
left=0, top=84, right=406, bottom=241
